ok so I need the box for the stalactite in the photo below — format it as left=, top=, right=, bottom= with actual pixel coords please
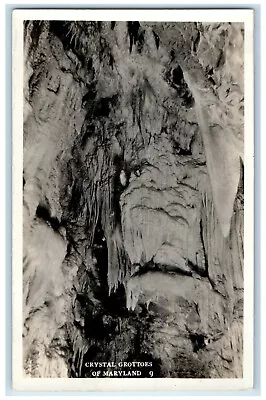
left=183, top=70, right=242, bottom=238
left=72, top=332, right=89, bottom=377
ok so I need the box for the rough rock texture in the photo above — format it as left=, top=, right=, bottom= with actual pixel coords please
left=23, top=21, right=244, bottom=378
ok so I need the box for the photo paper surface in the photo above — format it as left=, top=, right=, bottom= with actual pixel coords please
left=12, top=9, right=254, bottom=392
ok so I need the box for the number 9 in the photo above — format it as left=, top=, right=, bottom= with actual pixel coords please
left=149, top=371, right=153, bottom=377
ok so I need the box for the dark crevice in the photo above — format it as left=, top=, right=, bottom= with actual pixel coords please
left=128, top=21, right=141, bottom=53
left=28, top=70, right=43, bottom=99
left=208, top=76, right=216, bottom=86
left=131, top=260, right=193, bottom=278
left=49, top=21, right=87, bottom=68
left=152, top=30, right=160, bottom=49
left=172, top=141, right=193, bottom=156
left=82, top=83, right=97, bottom=105
left=36, top=204, right=62, bottom=232
left=92, top=219, right=109, bottom=294
left=187, top=259, right=208, bottom=278
left=172, top=66, right=184, bottom=85
left=216, top=50, right=225, bottom=68
left=189, top=333, right=207, bottom=353
left=166, top=66, right=195, bottom=108
left=68, top=179, right=85, bottom=219
left=25, top=20, right=44, bottom=53
left=170, top=49, right=175, bottom=61
left=93, top=95, right=119, bottom=118
left=192, top=30, right=200, bottom=53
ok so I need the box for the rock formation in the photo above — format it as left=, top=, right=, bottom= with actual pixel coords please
left=22, top=20, right=244, bottom=378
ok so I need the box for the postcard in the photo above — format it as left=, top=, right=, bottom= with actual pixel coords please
left=12, top=8, right=254, bottom=392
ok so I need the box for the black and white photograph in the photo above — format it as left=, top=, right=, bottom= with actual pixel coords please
left=12, top=9, right=254, bottom=391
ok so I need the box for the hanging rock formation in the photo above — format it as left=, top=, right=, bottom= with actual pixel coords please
left=22, top=20, right=244, bottom=378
